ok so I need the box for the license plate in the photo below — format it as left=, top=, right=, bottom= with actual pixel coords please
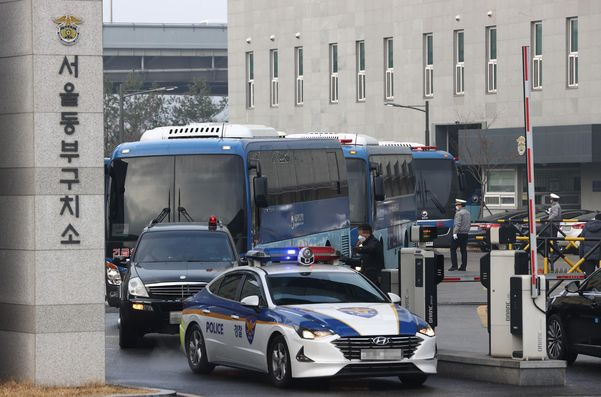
left=360, top=349, right=403, bottom=361
left=169, top=311, right=182, bottom=325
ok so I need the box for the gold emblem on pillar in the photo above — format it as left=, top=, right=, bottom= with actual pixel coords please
left=52, top=15, right=83, bottom=46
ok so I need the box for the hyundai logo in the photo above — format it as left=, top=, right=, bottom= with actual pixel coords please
left=371, top=336, right=391, bottom=346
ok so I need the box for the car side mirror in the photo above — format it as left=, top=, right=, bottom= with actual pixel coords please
left=253, top=176, right=268, bottom=208
left=565, top=281, right=580, bottom=294
left=388, top=292, right=401, bottom=304
left=373, top=175, right=385, bottom=202
left=240, top=295, right=260, bottom=307
left=239, top=257, right=248, bottom=266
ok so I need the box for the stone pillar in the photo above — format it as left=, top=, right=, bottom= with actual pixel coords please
left=0, top=0, right=105, bottom=385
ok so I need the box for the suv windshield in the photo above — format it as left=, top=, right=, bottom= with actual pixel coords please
left=134, top=231, right=235, bottom=263
left=267, top=272, right=387, bottom=305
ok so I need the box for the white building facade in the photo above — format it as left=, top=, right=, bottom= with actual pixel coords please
left=228, top=0, right=601, bottom=211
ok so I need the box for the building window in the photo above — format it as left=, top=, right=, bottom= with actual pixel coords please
left=567, top=17, right=578, bottom=88
left=485, top=169, right=517, bottom=208
left=486, top=26, right=497, bottom=93
left=424, top=33, right=434, bottom=97
left=329, top=43, right=339, bottom=103
left=270, top=49, right=279, bottom=107
left=246, top=51, right=254, bottom=109
left=532, top=21, right=543, bottom=90
left=295, top=46, right=304, bottom=105
left=454, top=30, right=464, bottom=95
left=356, top=40, right=366, bottom=102
left=384, top=38, right=394, bottom=100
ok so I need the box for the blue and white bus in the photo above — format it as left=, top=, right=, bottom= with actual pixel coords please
left=287, top=133, right=417, bottom=268
left=105, top=124, right=351, bottom=263
left=379, top=142, right=462, bottom=239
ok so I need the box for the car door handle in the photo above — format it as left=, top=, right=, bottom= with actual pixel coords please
left=202, top=309, right=211, bottom=314
left=230, top=314, right=240, bottom=320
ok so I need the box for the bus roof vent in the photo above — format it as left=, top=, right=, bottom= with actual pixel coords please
left=140, top=123, right=280, bottom=141
left=379, top=141, right=438, bottom=150
left=286, top=132, right=380, bottom=146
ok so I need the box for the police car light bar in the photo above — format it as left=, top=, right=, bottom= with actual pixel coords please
left=245, top=246, right=340, bottom=266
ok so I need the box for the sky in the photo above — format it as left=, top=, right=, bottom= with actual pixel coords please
left=102, top=0, right=228, bottom=23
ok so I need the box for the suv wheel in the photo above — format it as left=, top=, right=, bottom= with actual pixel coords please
left=186, top=324, right=215, bottom=374
left=547, top=314, right=577, bottom=364
left=267, top=335, right=292, bottom=388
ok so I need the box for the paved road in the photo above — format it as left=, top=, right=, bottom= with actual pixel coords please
left=106, top=251, right=601, bottom=396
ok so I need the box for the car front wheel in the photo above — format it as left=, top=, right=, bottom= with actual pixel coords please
left=547, top=314, right=577, bottom=364
left=186, top=324, right=215, bottom=374
left=267, top=335, right=292, bottom=388
left=399, top=374, right=429, bottom=387
left=119, top=313, right=141, bottom=349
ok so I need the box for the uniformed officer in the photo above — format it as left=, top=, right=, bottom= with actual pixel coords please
left=449, top=199, right=471, bottom=271
left=354, top=224, right=385, bottom=286
left=547, top=193, right=562, bottom=221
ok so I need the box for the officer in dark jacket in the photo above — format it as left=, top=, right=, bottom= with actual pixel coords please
left=579, top=213, right=601, bottom=276
left=354, top=224, right=385, bottom=286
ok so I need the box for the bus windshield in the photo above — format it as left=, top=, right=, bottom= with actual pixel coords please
left=413, top=158, right=456, bottom=220
left=108, top=155, right=247, bottom=250
left=346, top=158, right=368, bottom=225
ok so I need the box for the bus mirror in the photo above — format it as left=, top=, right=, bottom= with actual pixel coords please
left=254, top=176, right=268, bottom=208
left=374, top=175, right=385, bottom=202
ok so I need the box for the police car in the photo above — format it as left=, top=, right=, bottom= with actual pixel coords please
left=180, top=247, right=436, bottom=387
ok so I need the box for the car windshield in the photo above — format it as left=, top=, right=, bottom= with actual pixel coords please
left=134, top=231, right=235, bottom=263
left=267, top=271, right=387, bottom=305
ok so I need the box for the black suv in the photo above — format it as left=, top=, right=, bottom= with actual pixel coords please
left=119, top=223, right=239, bottom=348
left=547, top=268, right=601, bottom=363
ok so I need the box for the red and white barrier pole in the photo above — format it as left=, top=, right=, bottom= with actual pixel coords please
left=522, top=46, right=539, bottom=298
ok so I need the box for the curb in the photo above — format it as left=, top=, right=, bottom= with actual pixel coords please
left=108, top=385, right=177, bottom=397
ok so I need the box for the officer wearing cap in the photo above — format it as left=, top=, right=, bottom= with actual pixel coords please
left=547, top=193, right=562, bottom=221
left=450, top=199, right=471, bottom=271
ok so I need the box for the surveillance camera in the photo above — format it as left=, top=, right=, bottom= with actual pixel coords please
left=455, top=14, right=460, bottom=21
left=270, top=34, right=275, bottom=41
left=246, top=37, right=251, bottom=44
left=295, top=32, right=301, bottom=39
left=487, top=10, right=493, bottom=17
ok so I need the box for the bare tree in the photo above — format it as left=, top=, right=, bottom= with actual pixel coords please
left=455, top=111, right=509, bottom=218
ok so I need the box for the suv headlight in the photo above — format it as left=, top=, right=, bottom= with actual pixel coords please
left=105, top=262, right=122, bottom=286
left=296, top=326, right=334, bottom=340
left=418, top=324, right=435, bottom=337
left=128, top=277, right=149, bottom=298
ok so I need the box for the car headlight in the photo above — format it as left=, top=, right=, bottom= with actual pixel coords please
left=105, top=262, right=122, bottom=286
left=296, top=326, right=334, bottom=340
left=418, top=324, right=435, bottom=337
left=128, top=277, right=149, bottom=298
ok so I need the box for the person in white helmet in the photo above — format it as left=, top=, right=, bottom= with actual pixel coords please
left=449, top=199, right=471, bottom=271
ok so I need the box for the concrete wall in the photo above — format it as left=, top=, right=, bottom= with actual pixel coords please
left=0, top=0, right=105, bottom=385
left=581, top=164, right=601, bottom=211
left=228, top=0, right=601, bottom=141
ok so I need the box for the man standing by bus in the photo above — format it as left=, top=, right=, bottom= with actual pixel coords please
left=449, top=199, right=471, bottom=271
left=354, top=224, right=385, bottom=286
